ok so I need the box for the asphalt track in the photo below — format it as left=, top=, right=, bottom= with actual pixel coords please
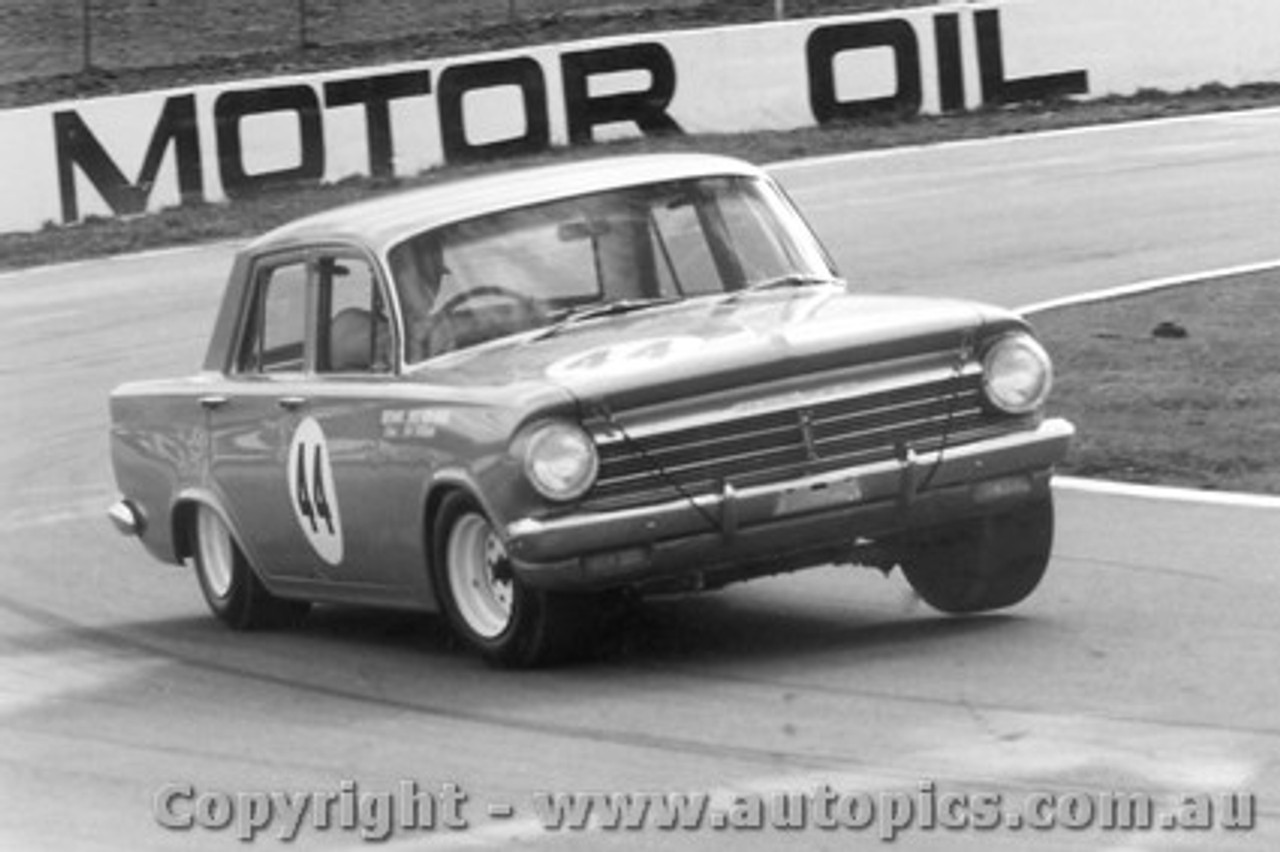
left=3, top=108, right=1279, bottom=851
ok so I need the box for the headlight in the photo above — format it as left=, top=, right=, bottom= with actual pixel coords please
left=982, top=333, right=1053, bottom=414
left=520, top=421, right=598, bottom=502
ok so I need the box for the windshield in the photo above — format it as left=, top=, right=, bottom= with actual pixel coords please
left=387, top=175, right=836, bottom=363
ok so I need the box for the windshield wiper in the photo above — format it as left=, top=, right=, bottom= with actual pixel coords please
left=531, top=297, right=682, bottom=341
left=722, top=274, right=844, bottom=303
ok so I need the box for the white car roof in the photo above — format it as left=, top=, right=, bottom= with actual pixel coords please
left=247, top=153, right=767, bottom=255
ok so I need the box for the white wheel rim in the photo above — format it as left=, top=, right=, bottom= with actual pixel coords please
left=196, top=506, right=235, bottom=599
left=446, top=513, right=514, bottom=640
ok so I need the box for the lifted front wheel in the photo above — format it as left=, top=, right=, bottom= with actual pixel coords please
left=898, top=497, right=1054, bottom=614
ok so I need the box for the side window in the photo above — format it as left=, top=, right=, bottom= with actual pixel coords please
left=317, top=255, right=390, bottom=374
left=239, top=262, right=307, bottom=374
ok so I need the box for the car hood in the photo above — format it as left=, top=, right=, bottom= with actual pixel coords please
left=407, top=288, right=1020, bottom=411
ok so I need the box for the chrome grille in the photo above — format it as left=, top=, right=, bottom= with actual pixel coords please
left=585, top=370, right=1026, bottom=510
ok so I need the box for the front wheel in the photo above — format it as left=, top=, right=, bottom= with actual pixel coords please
left=192, top=504, right=310, bottom=630
left=898, top=497, right=1054, bottom=614
left=432, top=493, right=594, bottom=668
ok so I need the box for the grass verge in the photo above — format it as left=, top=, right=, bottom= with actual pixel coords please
left=1031, top=270, right=1280, bottom=496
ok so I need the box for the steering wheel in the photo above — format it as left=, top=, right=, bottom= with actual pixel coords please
left=434, top=285, right=539, bottom=318
left=410, top=286, right=543, bottom=360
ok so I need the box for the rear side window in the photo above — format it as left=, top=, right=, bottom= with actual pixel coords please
left=316, top=255, right=390, bottom=374
left=239, top=261, right=307, bottom=373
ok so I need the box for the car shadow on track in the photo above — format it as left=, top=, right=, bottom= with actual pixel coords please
left=596, top=593, right=1021, bottom=666
left=282, top=568, right=1034, bottom=672
left=109, top=580, right=1032, bottom=674
left=2, top=562, right=1039, bottom=685
left=0, top=567, right=1037, bottom=682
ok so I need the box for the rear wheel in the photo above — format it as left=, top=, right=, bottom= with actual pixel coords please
left=192, top=504, right=310, bottom=630
left=899, top=497, right=1054, bottom=614
left=432, top=493, right=594, bottom=668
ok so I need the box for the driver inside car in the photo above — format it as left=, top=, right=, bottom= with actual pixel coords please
left=391, top=229, right=550, bottom=363
left=389, top=235, right=459, bottom=362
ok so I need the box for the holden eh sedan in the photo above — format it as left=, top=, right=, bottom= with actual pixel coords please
left=108, top=153, right=1074, bottom=666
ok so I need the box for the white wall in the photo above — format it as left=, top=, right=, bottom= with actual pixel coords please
left=3, top=0, right=1279, bottom=234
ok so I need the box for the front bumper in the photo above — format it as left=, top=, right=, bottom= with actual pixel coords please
left=506, top=417, right=1074, bottom=591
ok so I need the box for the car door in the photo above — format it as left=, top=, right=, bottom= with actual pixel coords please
left=301, top=249, right=424, bottom=593
left=204, top=251, right=323, bottom=583
left=207, top=246, right=431, bottom=599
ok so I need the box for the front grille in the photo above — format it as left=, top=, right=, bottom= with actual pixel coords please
left=584, top=369, right=1026, bottom=510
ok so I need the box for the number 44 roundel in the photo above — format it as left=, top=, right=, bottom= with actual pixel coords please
left=287, top=416, right=344, bottom=565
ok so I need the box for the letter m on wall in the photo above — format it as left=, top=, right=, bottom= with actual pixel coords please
left=55, top=95, right=204, bottom=224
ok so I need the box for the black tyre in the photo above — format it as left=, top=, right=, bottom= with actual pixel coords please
left=192, top=504, right=310, bottom=630
left=899, top=497, right=1054, bottom=614
left=432, top=493, right=594, bottom=668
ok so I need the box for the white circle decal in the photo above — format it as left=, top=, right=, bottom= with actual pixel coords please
left=287, top=416, right=344, bottom=566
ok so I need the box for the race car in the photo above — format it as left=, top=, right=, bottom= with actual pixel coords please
left=108, top=153, right=1073, bottom=666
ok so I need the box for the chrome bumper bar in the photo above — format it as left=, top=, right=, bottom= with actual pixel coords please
left=506, top=418, right=1074, bottom=589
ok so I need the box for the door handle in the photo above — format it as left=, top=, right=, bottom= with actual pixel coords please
left=198, top=395, right=228, bottom=410
left=277, top=396, right=308, bottom=411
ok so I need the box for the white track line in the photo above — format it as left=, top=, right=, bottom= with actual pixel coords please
left=1016, top=259, right=1280, bottom=316
left=1055, top=477, right=1280, bottom=510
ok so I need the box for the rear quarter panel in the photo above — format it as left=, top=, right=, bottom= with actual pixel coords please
left=109, top=377, right=215, bottom=565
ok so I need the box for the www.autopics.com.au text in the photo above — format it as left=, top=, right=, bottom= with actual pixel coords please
left=152, top=779, right=1257, bottom=842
